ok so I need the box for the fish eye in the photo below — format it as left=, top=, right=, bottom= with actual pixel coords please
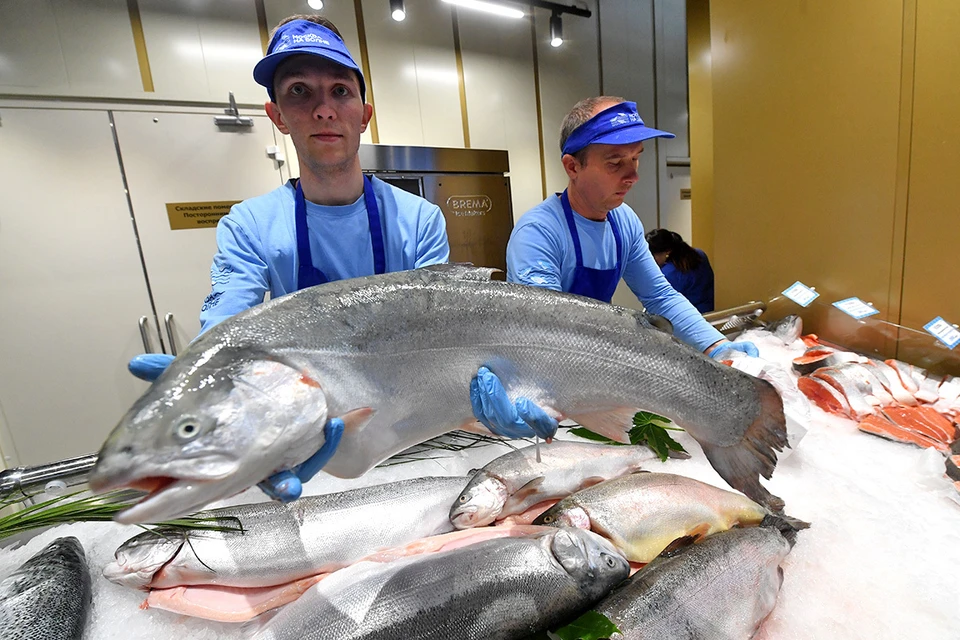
left=458, top=495, right=468, bottom=503
left=602, top=553, right=617, bottom=568
left=542, top=515, right=554, bottom=524
left=175, top=420, right=202, bottom=441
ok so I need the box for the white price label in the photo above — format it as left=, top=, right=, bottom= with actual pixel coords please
left=832, top=297, right=880, bottom=320
left=923, top=317, right=960, bottom=349
left=782, top=281, right=819, bottom=307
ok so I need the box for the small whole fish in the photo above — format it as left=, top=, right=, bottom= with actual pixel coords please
left=532, top=472, right=804, bottom=563
left=104, top=476, right=469, bottom=592
left=450, top=440, right=661, bottom=529
left=253, top=527, right=630, bottom=640
left=0, top=537, right=92, bottom=640
left=90, top=266, right=787, bottom=523
left=593, top=525, right=796, bottom=639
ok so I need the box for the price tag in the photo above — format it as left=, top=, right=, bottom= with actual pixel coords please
left=782, top=281, right=819, bottom=307
left=923, top=317, right=960, bottom=349
left=832, top=297, right=880, bottom=320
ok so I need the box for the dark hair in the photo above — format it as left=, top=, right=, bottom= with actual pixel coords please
left=559, top=95, right=626, bottom=165
left=645, top=228, right=702, bottom=272
left=272, top=15, right=344, bottom=39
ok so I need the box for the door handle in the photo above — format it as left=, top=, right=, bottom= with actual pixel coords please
left=164, top=313, right=178, bottom=357
left=138, top=316, right=153, bottom=353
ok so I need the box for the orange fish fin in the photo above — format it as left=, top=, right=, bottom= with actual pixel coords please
left=502, top=477, right=545, bottom=514
left=567, top=408, right=638, bottom=443
left=340, top=407, right=375, bottom=433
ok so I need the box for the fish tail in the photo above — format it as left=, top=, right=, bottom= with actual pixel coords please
left=760, top=513, right=811, bottom=547
left=699, top=377, right=788, bottom=513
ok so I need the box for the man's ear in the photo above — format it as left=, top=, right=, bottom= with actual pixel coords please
left=265, top=101, right=290, bottom=135
left=360, top=103, right=374, bottom=133
left=561, top=153, right=580, bottom=180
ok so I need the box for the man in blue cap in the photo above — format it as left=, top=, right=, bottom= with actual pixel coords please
left=507, top=96, right=757, bottom=359
left=129, top=15, right=557, bottom=502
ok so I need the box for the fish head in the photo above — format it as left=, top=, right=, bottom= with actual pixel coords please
left=449, top=473, right=508, bottom=529
left=549, top=527, right=630, bottom=599
left=532, top=503, right=590, bottom=529
left=90, top=346, right=329, bottom=523
left=103, top=530, right=186, bottom=590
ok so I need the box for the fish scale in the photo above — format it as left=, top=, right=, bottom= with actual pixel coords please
left=254, top=527, right=630, bottom=640
left=0, top=537, right=91, bottom=640
left=594, top=526, right=794, bottom=639
left=91, top=266, right=788, bottom=523
left=105, top=476, right=469, bottom=591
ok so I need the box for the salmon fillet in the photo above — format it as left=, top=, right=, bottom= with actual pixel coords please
left=798, top=376, right=852, bottom=418
left=880, top=406, right=956, bottom=444
left=857, top=414, right=949, bottom=451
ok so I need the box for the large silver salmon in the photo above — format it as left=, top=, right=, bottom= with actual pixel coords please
left=593, top=525, right=796, bottom=639
left=0, top=537, right=92, bottom=640
left=90, top=266, right=786, bottom=523
left=253, top=527, right=630, bottom=640
left=104, top=476, right=469, bottom=591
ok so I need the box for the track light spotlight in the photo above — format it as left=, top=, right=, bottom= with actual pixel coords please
left=390, top=0, right=406, bottom=21
left=550, top=12, right=563, bottom=47
left=306, top=0, right=323, bottom=10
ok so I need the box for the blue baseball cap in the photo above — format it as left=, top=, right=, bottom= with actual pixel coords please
left=561, top=101, right=674, bottom=156
left=253, top=20, right=366, bottom=102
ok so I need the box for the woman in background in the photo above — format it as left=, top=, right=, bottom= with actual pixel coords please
left=645, top=228, right=715, bottom=313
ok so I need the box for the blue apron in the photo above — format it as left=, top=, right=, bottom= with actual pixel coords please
left=295, top=175, right=386, bottom=289
left=560, top=190, right=623, bottom=303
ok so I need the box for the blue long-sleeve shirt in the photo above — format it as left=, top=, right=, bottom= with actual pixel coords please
left=506, top=195, right=723, bottom=351
left=199, top=176, right=450, bottom=334
left=662, top=249, right=715, bottom=313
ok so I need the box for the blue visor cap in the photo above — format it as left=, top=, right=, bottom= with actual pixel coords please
left=253, top=20, right=366, bottom=102
left=561, top=101, right=674, bottom=156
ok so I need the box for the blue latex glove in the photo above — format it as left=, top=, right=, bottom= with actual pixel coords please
left=258, top=417, right=344, bottom=502
left=127, top=352, right=343, bottom=503
left=128, top=353, right=176, bottom=382
left=708, top=340, right=760, bottom=359
left=470, top=366, right=558, bottom=440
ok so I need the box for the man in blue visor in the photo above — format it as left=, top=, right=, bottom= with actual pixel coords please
left=507, top=96, right=757, bottom=359
left=129, top=15, right=556, bottom=502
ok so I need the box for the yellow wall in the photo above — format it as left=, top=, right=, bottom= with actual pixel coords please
left=691, top=0, right=960, bottom=371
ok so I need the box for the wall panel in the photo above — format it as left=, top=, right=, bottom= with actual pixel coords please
left=0, top=0, right=141, bottom=95
left=138, top=0, right=264, bottom=103
left=456, top=10, right=542, bottom=220
left=898, top=0, right=960, bottom=372
left=361, top=0, right=463, bottom=147
left=706, top=0, right=904, bottom=325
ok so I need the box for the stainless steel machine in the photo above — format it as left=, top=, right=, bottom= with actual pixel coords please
left=360, top=145, right=514, bottom=272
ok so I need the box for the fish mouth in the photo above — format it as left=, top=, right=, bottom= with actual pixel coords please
left=111, top=477, right=213, bottom=525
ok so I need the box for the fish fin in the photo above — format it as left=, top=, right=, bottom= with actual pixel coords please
left=579, top=476, right=607, bottom=489
left=502, top=477, right=546, bottom=513
left=645, top=313, right=674, bottom=334
left=568, top=408, right=637, bottom=443
left=660, top=536, right=697, bottom=557
left=457, top=420, right=505, bottom=438
left=341, top=407, right=376, bottom=431
left=421, top=263, right=500, bottom=281
left=760, top=513, right=810, bottom=548
left=697, top=376, right=788, bottom=513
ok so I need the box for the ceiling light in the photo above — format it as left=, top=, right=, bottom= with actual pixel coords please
left=390, top=0, right=406, bottom=21
left=550, top=12, right=563, bottom=47
left=441, top=0, right=524, bottom=19
left=307, top=0, right=323, bottom=9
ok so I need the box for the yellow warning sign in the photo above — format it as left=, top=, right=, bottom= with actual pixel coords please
left=165, top=201, right=240, bottom=230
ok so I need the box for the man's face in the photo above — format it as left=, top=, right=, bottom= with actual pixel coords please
left=265, top=55, right=372, bottom=173
left=570, top=141, right=644, bottom=213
